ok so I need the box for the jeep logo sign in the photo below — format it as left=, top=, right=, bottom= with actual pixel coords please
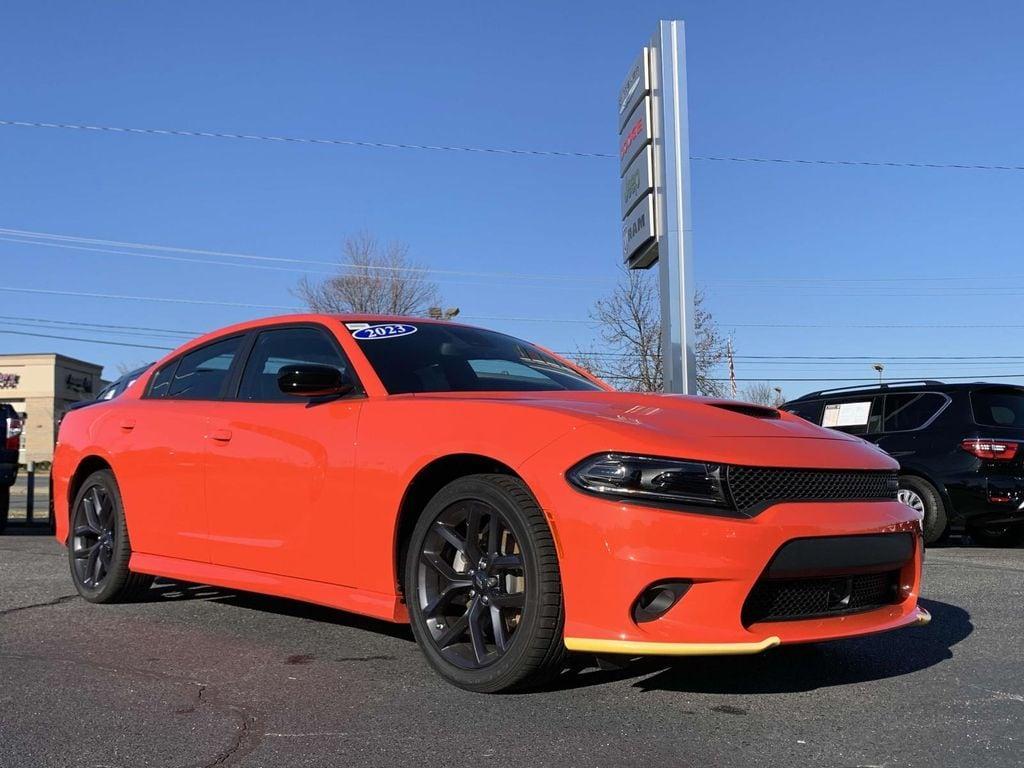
left=621, top=146, right=653, bottom=219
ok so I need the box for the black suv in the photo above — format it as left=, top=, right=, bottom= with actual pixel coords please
left=0, top=402, right=22, bottom=532
left=782, top=381, right=1024, bottom=546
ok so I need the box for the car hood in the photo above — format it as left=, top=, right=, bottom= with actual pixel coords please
left=408, top=390, right=861, bottom=441
left=395, top=391, right=894, bottom=469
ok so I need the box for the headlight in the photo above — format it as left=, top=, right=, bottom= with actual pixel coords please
left=567, top=453, right=728, bottom=509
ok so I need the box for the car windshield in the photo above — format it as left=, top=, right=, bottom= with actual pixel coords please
left=348, top=321, right=602, bottom=394
left=972, top=388, right=1024, bottom=428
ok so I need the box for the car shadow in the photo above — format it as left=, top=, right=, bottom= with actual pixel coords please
left=145, top=584, right=969, bottom=693
left=146, top=579, right=416, bottom=643
left=547, top=598, right=971, bottom=695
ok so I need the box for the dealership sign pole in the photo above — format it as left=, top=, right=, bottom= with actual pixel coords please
left=619, top=20, right=696, bottom=395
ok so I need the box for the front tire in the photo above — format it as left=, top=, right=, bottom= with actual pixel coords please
left=68, top=469, right=153, bottom=603
left=404, top=474, right=565, bottom=692
left=898, top=476, right=948, bottom=545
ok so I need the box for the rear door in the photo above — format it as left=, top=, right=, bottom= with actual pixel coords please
left=203, top=324, right=363, bottom=583
left=874, top=391, right=951, bottom=463
left=113, top=335, right=246, bottom=562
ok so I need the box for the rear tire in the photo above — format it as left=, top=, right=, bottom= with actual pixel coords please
left=899, top=476, right=947, bottom=545
left=404, top=474, right=565, bottom=692
left=970, top=524, right=1024, bottom=548
left=68, top=469, right=153, bottom=603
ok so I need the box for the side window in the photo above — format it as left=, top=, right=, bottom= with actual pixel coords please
left=883, top=392, right=946, bottom=432
left=821, top=397, right=881, bottom=435
left=237, top=326, right=352, bottom=402
left=783, top=400, right=823, bottom=423
left=147, top=362, right=177, bottom=399
left=166, top=336, right=244, bottom=400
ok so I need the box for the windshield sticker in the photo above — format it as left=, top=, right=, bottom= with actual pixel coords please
left=345, top=322, right=370, bottom=330
left=351, top=323, right=418, bottom=341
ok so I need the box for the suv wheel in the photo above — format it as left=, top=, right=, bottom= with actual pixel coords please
left=898, top=476, right=948, bottom=545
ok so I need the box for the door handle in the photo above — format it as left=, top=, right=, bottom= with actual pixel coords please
left=208, top=428, right=233, bottom=443
left=119, top=418, right=136, bottom=432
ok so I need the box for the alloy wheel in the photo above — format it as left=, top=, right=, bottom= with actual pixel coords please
left=897, top=488, right=925, bottom=514
left=71, top=484, right=116, bottom=590
left=416, top=500, right=526, bottom=669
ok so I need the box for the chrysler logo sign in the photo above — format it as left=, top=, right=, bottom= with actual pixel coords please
left=618, top=48, right=650, bottom=129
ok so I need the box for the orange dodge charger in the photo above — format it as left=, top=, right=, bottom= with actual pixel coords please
left=53, top=314, right=929, bottom=692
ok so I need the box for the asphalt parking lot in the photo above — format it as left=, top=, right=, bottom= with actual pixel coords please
left=1, top=534, right=1021, bottom=768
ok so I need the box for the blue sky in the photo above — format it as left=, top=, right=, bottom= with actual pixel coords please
left=2, top=1, right=1023, bottom=397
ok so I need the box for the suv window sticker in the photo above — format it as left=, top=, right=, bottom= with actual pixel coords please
left=822, top=401, right=871, bottom=428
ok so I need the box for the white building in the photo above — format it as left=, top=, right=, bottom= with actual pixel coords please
left=0, top=353, right=106, bottom=464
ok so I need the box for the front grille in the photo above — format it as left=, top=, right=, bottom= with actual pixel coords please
left=726, top=467, right=898, bottom=513
left=741, top=570, right=900, bottom=625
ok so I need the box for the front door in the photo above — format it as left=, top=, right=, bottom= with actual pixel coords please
left=204, top=324, right=362, bottom=584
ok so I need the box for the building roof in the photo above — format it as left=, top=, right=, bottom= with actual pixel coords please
left=0, top=352, right=104, bottom=371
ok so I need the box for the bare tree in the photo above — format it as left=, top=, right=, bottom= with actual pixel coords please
left=576, top=269, right=729, bottom=395
left=741, top=381, right=785, bottom=406
left=294, top=233, right=441, bottom=316
left=115, top=360, right=150, bottom=376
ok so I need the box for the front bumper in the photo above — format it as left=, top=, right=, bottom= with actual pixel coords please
left=528, top=474, right=924, bottom=653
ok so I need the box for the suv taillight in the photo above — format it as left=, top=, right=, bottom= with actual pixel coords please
left=960, top=438, right=1019, bottom=461
left=5, top=417, right=23, bottom=451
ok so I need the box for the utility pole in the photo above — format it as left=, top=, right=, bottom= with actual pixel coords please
left=727, top=337, right=737, bottom=398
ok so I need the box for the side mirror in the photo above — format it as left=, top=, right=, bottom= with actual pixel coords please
left=277, top=365, right=354, bottom=398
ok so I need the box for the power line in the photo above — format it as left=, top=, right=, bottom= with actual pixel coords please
left=0, top=120, right=613, bottom=159
left=599, top=374, right=1024, bottom=383
left=0, top=315, right=200, bottom=337
left=566, top=350, right=1024, bottom=360
left=4, top=227, right=1018, bottom=292
left=5, top=119, right=1024, bottom=173
left=0, top=317, right=1015, bottom=366
left=0, top=285, right=301, bottom=311
left=579, top=351, right=1024, bottom=361
left=724, top=322, right=1024, bottom=329
left=0, top=226, right=611, bottom=285
left=694, top=155, right=1024, bottom=173
left=0, top=327, right=173, bottom=351
left=0, top=318, right=191, bottom=341
left=1, top=323, right=1020, bottom=382
left=2, top=285, right=1020, bottom=329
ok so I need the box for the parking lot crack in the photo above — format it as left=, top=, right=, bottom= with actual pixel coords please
left=0, top=593, right=77, bottom=618
left=200, top=705, right=257, bottom=768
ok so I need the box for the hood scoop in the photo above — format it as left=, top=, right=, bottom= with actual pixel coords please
left=706, top=401, right=781, bottom=420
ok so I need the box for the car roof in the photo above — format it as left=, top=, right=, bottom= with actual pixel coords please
left=784, top=380, right=1024, bottom=404
left=185, top=313, right=477, bottom=342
